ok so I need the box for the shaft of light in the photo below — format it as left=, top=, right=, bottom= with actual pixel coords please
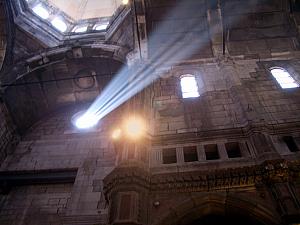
left=74, top=0, right=250, bottom=129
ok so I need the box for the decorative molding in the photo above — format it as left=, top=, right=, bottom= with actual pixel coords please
left=104, top=160, right=300, bottom=197
left=151, top=121, right=300, bottom=146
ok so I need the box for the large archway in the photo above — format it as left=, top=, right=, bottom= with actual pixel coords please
left=154, top=194, right=281, bottom=225
left=188, top=214, right=265, bottom=225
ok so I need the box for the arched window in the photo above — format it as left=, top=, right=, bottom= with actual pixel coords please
left=270, top=67, right=299, bottom=89
left=180, top=75, right=200, bottom=98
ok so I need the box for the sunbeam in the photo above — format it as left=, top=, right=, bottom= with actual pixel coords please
left=73, top=0, right=252, bottom=129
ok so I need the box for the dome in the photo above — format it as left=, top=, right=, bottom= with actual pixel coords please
left=48, top=0, right=124, bottom=20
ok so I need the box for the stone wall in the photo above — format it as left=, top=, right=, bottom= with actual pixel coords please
left=0, top=102, right=17, bottom=166
left=0, top=106, right=119, bottom=222
left=0, top=0, right=6, bottom=70
left=151, top=59, right=300, bottom=134
left=0, top=184, right=72, bottom=225
left=225, top=0, right=297, bottom=56
left=146, top=0, right=213, bottom=59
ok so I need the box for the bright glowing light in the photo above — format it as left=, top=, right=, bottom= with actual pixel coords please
left=180, top=75, right=200, bottom=98
left=71, top=0, right=244, bottom=129
left=112, top=129, right=122, bottom=140
left=51, top=17, right=67, bottom=32
left=94, top=22, right=109, bottom=31
left=270, top=68, right=299, bottom=89
left=32, top=4, right=50, bottom=19
left=122, top=0, right=129, bottom=5
left=74, top=113, right=99, bottom=129
left=73, top=25, right=88, bottom=33
left=124, top=117, right=145, bottom=139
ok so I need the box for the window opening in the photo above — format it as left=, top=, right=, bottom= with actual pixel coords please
left=270, top=68, right=299, bottom=89
left=94, top=22, right=109, bottom=31
left=180, top=75, right=200, bottom=98
left=32, top=4, right=49, bottom=19
left=162, top=148, right=177, bottom=164
left=183, top=146, right=198, bottom=162
left=204, top=144, right=219, bottom=160
left=51, top=17, right=67, bottom=32
left=225, top=142, right=242, bottom=158
left=73, top=25, right=88, bottom=33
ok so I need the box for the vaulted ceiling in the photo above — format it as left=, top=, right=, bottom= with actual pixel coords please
left=47, top=0, right=124, bottom=20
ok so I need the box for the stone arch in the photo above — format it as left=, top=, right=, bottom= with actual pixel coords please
left=3, top=53, right=126, bottom=133
left=154, top=193, right=281, bottom=225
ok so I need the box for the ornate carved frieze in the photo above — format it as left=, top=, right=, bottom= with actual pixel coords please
left=104, top=160, right=300, bottom=196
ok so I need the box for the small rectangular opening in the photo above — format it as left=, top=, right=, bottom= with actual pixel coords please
left=204, top=144, right=219, bottom=160
left=183, top=146, right=198, bottom=162
left=162, top=148, right=177, bottom=164
left=283, top=136, right=299, bottom=152
left=225, top=142, right=242, bottom=158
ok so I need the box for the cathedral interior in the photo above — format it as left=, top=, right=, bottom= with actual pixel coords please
left=0, top=0, right=300, bottom=224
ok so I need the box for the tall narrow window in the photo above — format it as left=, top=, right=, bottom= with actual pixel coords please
left=270, top=68, right=299, bottom=89
left=180, top=75, right=200, bottom=98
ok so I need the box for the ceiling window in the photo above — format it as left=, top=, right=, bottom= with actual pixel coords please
left=51, top=17, right=67, bottom=32
left=93, top=22, right=109, bottom=31
left=32, top=4, right=50, bottom=19
left=270, top=67, right=299, bottom=89
left=73, top=25, right=88, bottom=33
left=180, top=75, right=200, bottom=98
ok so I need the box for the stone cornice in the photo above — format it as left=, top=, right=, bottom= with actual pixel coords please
left=103, top=160, right=300, bottom=198
left=150, top=121, right=300, bottom=146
